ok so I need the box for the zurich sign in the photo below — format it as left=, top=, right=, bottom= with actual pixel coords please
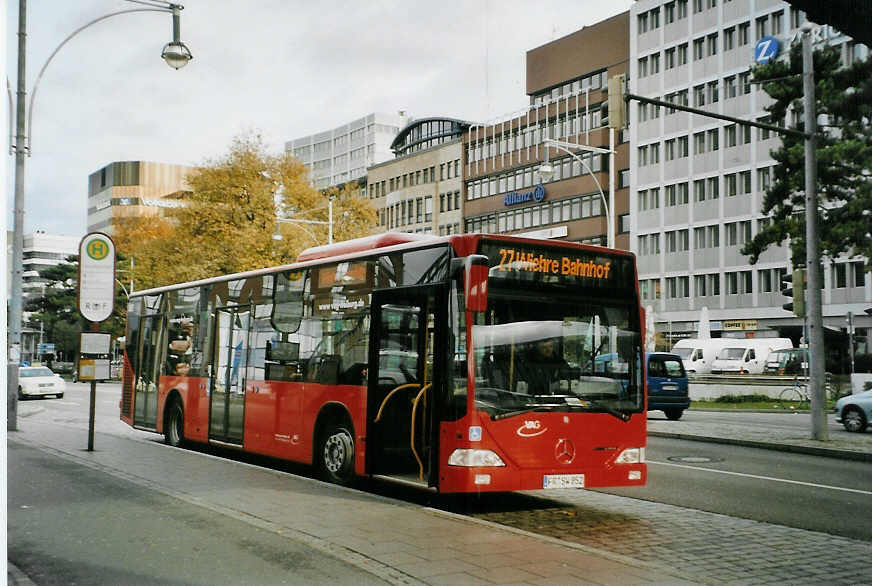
left=504, top=184, right=546, bottom=207
left=754, top=36, right=780, bottom=65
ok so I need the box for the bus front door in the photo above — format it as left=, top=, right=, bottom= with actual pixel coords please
left=133, top=314, right=166, bottom=430
left=367, top=287, right=444, bottom=487
left=209, top=306, right=251, bottom=445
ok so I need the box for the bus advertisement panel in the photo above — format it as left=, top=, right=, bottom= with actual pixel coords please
left=120, top=233, right=645, bottom=493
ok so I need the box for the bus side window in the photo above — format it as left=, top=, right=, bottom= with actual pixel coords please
left=272, top=270, right=307, bottom=333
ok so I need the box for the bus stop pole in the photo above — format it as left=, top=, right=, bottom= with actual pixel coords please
left=88, top=379, right=97, bottom=451
left=87, top=321, right=97, bottom=451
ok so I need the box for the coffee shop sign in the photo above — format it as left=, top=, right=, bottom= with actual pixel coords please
left=504, top=184, right=546, bottom=207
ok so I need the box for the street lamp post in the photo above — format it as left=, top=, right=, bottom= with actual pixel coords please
left=273, top=196, right=336, bottom=245
left=7, top=0, right=192, bottom=431
left=537, top=138, right=616, bottom=248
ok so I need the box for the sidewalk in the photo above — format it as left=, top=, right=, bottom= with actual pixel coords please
left=9, top=410, right=699, bottom=586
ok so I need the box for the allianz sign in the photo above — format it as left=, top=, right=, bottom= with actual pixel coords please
left=504, top=184, right=546, bottom=207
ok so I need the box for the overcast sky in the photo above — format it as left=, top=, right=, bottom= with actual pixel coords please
left=5, top=0, right=632, bottom=237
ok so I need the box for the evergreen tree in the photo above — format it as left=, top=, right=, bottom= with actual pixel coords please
left=742, top=44, right=872, bottom=267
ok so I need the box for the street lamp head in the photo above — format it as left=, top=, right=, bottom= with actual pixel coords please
left=537, top=162, right=554, bottom=183
left=161, top=41, right=193, bottom=69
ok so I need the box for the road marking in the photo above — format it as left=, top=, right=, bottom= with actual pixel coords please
left=650, top=460, right=872, bottom=495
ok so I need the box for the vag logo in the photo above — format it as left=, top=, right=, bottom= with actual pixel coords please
left=516, top=420, right=547, bottom=437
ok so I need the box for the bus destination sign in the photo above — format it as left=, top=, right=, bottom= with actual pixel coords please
left=494, top=247, right=612, bottom=280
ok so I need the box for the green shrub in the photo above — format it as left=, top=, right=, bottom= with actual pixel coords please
left=713, top=394, right=773, bottom=404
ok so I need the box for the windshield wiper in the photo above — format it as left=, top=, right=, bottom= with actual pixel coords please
left=490, top=403, right=564, bottom=421
left=580, top=398, right=632, bottom=422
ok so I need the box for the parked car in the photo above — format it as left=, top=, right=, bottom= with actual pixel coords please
left=833, top=389, right=872, bottom=433
left=647, top=352, right=689, bottom=420
left=18, top=366, right=66, bottom=399
left=670, top=338, right=732, bottom=375
left=763, top=348, right=808, bottom=375
left=710, top=338, right=793, bottom=374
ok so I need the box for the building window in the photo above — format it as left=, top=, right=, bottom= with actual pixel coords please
left=707, top=128, right=719, bottom=151
left=709, top=273, right=721, bottom=296
left=693, top=38, right=705, bottom=60
left=726, top=271, right=739, bottom=295
left=726, top=222, right=738, bottom=246
left=678, top=43, right=689, bottom=65
left=707, top=177, right=720, bottom=199
left=694, top=85, right=706, bottom=107
left=694, top=179, right=705, bottom=201
left=724, top=75, right=737, bottom=99
left=707, top=33, right=718, bottom=57
left=738, top=22, right=750, bottom=45
left=724, top=27, right=735, bottom=51
left=619, top=214, right=630, bottom=234
left=677, top=0, right=688, bottom=19
left=665, top=47, right=676, bottom=69
left=756, top=15, right=768, bottom=38
left=708, top=225, right=719, bottom=247
left=725, top=124, right=737, bottom=147
left=694, top=132, right=706, bottom=154
left=707, top=81, right=719, bottom=103
left=619, top=169, right=630, bottom=188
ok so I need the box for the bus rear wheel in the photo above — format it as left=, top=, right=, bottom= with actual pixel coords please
left=164, top=400, right=185, bottom=447
left=318, top=424, right=355, bottom=486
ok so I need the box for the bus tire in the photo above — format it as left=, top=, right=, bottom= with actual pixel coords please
left=318, top=423, right=355, bottom=486
left=164, top=398, right=185, bottom=447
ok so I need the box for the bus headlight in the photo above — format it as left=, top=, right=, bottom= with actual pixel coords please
left=448, top=449, right=506, bottom=467
left=614, top=447, right=645, bottom=464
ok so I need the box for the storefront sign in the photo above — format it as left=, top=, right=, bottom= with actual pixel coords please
left=504, top=184, right=546, bottom=206
left=723, top=319, right=758, bottom=331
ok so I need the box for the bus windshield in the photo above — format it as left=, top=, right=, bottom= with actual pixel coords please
left=472, top=292, right=642, bottom=420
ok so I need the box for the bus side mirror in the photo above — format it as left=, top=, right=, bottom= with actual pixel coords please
left=464, top=255, right=489, bottom=313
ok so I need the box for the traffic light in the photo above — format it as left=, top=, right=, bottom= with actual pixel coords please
left=606, top=74, right=626, bottom=129
left=781, top=268, right=806, bottom=317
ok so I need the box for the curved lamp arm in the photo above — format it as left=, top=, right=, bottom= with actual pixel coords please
left=542, top=142, right=612, bottom=242
left=26, top=7, right=174, bottom=154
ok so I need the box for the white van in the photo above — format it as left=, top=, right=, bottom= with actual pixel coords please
left=671, top=338, right=732, bottom=375
left=710, top=338, right=793, bottom=374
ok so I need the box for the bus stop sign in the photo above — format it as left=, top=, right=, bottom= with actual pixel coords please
left=78, top=232, right=116, bottom=323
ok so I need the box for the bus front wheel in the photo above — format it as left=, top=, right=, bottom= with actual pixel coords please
left=318, top=424, right=355, bottom=486
left=164, top=399, right=185, bottom=447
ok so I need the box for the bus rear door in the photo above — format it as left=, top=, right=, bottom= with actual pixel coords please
left=209, top=305, right=251, bottom=445
left=367, top=286, right=446, bottom=487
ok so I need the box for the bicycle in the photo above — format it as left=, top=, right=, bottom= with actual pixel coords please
left=778, top=375, right=810, bottom=410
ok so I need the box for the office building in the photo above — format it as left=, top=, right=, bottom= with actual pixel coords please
left=368, top=118, right=468, bottom=236
left=287, top=112, right=411, bottom=190
left=629, top=0, right=870, bottom=347
left=462, top=12, right=631, bottom=247
left=87, top=161, right=195, bottom=234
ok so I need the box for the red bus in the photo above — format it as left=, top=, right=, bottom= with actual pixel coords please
left=121, top=233, right=646, bottom=492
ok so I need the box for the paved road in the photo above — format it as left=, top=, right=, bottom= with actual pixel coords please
left=603, top=435, right=872, bottom=540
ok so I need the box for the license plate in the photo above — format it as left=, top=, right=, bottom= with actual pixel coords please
left=38, top=383, right=53, bottom=388
left=543, top=474, right=585, bottom=489
left=661, top=384, right=678, bottom=391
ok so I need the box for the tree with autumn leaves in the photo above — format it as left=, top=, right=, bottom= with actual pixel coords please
left=115, top=134, right=378, bottom=290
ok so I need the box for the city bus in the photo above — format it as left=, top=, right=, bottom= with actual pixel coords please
left=121, top=232, right=647, bottom=492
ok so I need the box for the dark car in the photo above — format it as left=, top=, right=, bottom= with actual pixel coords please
left=647, top=352, right=690, bottom=420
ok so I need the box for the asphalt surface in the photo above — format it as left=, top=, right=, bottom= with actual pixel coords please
left=8, top=398, right=872, bottom=585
